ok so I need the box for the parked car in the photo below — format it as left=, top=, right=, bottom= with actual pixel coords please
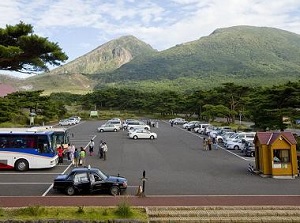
left=169, top=118, right=187, bottom=125
left=194, top=123, right=211, bottom=134
left=59, top=119, right=76, bottom=126
left=53, top=167, right=127, bottom=196
left=217, top=131, right=235, bottom=143
left=128, top=129, right=157, bottom=140
left=124, top=120, right=150, bottom=130
left=183, top=121, right=199, bottom=129
left=68, top=117, right=80, bottom=124
left=226, top=139, right=245, bottom=150
left=97, top=123, right=120, bottom=132
left=105, top=119, right=123, bottom=129
left=244, top=141, right=255, bottom=157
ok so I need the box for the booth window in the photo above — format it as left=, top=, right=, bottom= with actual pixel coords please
left=273, top=149, right=290, bottom=163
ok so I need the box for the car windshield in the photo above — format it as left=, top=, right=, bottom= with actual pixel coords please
left=96, top=169, right=108, bottom=180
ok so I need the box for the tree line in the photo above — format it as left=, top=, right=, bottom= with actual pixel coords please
left=1, top=81, right=299, bottom=131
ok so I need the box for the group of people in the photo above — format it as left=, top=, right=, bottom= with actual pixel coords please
left=88, top=139, right=108, bottom=160
left=56, top=139, right=109, bottom=168
left=57, top=144, right=86, bottom=167
left=203, top=136, right=217, bottom=150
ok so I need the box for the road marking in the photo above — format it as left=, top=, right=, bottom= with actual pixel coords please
left=0, top=182, right=52, bottom=185
left=0, top=173, right=63, bottom=175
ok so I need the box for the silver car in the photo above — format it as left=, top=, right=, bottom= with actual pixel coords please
left=97, top=124, right=120, bottom=132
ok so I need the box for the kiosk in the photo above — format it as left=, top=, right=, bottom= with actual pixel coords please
left=254, top=132, right=298, bottom=178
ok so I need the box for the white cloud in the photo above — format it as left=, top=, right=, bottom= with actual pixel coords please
left=1, top=0, right=300, bottom=76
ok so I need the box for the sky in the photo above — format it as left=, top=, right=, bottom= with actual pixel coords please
left=1, top=0, right=300, bottom=78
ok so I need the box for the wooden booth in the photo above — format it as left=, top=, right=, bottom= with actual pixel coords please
left=254, top=132, right=298, bottom=178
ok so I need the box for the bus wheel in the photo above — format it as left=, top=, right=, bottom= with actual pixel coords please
left=15, top=159, right=29, bottom=171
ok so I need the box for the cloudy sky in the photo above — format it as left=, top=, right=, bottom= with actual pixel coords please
left=1, top=0, right=300, bottom=77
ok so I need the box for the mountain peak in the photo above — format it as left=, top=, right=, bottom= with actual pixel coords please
left=49, top=35, right=156, bottom=75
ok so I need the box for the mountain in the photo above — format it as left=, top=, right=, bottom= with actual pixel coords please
left=2, top=26, right=300, bottom=94
left=95, top=26, right=300, bottom=90
left=0, top=35, right=157, bottom=94
left=49, top=35, right=157, bottom=75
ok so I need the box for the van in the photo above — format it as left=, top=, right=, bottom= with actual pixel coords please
left=106, top=119, right=122, bottom=129
left=125, top=120, right=150, bottom=130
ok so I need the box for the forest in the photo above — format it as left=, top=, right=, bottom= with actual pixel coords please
left=1, top=81, right=299, bottom=132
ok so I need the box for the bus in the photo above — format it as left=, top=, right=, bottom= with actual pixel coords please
left=0, top=128, right=61, bottom=171
left=30, top=126, right=70, bottom=149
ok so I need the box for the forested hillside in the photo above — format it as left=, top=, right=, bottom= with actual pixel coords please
left=2, top=26, right=300, bottom=93
left=95, top=26, right=300, bottom=91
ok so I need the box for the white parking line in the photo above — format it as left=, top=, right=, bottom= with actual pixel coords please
left=163, top=120, right=254, bottom=161
left=0, top=182, right=52, bottom=185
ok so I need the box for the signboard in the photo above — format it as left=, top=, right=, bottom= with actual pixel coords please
left=90, top=111, right=98, bottom=117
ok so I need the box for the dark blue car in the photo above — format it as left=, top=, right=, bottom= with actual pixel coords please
left=53, top=166, right=127, bottom=196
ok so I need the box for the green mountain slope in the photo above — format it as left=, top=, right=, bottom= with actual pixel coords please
left=49, top=35, right=157, bottom=75
left=12, top=35, right=157, bottom=94
left=96, top=26, right=300, bottom=90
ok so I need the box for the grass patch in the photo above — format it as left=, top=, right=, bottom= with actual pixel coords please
left=0, top=205, right=147, bottom=221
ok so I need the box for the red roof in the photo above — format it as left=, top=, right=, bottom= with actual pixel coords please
left=0, top=84, right=16, bottom=97
left=255, top=132, right=297, bottom=145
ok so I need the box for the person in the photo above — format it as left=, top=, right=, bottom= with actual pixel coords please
left=98, top=140, right=104, bottom=159
left=70, top=144, right=75, bottom=164
left=66, top=143, right=71, bottom=161
left=102, top=142, right=108, bottom=161
left=203, top=138, right=208, bottom=151
left=89, top=139, right=94, bottom=156
left=207, top=137, right=212, bottom=150
left=79, top=147, right=86, bottom=166
left=171, top=121, right=174, bottom=127
left=212, top=136, right=217, bottom=149
left=73, top=148, right=79, bottom=167
left=57, top=146, right=64, bottom=164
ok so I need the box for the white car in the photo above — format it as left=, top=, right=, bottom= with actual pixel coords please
left=68, top=117, right=80, bottom=124
left=59, top=119, right=76, bottom=126
left=194, top=123, right=211, bottom=134
left=226, top=139, right=245, bottom=150
left=169, top=118, right=187, bottom=125
left=128, top=129, right=157, bottom=140
left=97, top=124, right=120, bottom=132
left=124, top=120, right=150, bottom=130
left=183, top=121, right=199, bottom=129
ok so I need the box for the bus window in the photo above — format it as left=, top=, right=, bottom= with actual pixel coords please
left=37, top=136, right=50, bottom=153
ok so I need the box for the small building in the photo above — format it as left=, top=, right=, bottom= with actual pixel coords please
left=254, top=132, right=298, bottom=179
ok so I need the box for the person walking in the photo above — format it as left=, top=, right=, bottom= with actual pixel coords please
left=89, top=139, right=94, bottom=156
left=102, top=142, right=108, bottom=161
left=79, top=147, right=86, bottom=166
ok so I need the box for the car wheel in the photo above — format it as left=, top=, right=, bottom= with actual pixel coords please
left=110, top=186, right=120, bottom=196
left=15, top=159, right=29, bottom=171
left=175, top=122, right=178, bottom=125
left=66, top=186, right=75, bottom=196
left=133, top=135, right=138, bottom=140
left=251, top=152, right=255, bottom=157
left=234, top=145, right=239, bottom=150
left=218, top=139, right=223, bottom=143
left=113, top=129, right=117, bottom=132
left=145, top=127, right=149, bottom=130
left=100, top=129, right=104, bottom=132
left=150, top=135, right=154, bottom=140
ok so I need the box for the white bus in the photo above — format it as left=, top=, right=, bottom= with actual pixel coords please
left=0, top=128, right=63, bottom=171
left=30, top=126, right=70, bottom=149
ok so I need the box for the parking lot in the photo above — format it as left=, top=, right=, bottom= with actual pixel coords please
left=0, top=120, right=299, bottom=197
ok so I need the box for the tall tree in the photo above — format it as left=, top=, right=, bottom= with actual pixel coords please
left=0, top=21, right=68, bottom=73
